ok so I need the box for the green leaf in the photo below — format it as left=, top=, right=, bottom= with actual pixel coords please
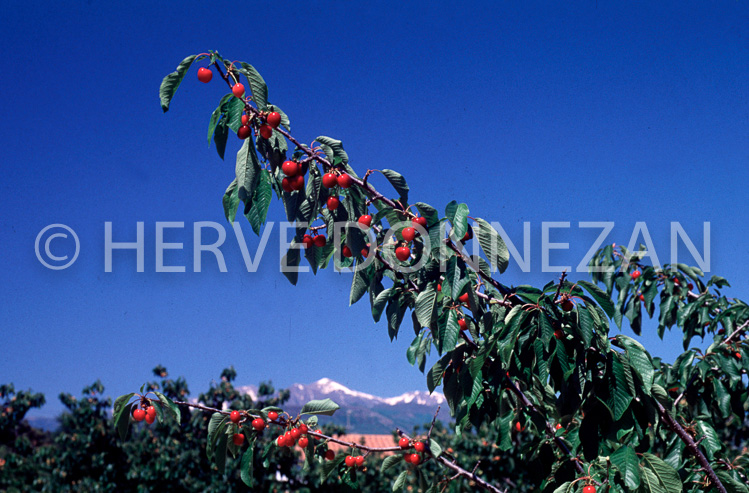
left=238, top=62, right=268, bottom=110
left=381, top=169, right=409, bottom=204
left=245, top=170, right=272, bottom=235
left=414, top=202, right=439, bottom=226
left=439, top=310, right=461, bottom=355
left=445, top=202, right=469, bottom=239
left=281, top=244, right=301, bottom=285
left=112, top=393, right=134, bottom=428
left=616, top=335, right=654, bottom=395
left=153, top=391, right=180, bottom=424
left=611, top=446, right=640, bottom=489
left=387, top=296, right=405, bottom=341
left=116, top=402, right=133, bottom=441
left=695, top=420, right=722, bottom=460
left=222, top=178, right=240, bottom=223
left=415, top=284, right=437, bottom=329
left=236, top=139, right=261, bottom=203
left=605, top=354, right=633, bottom=420
left=206, top=413, right=228, bottom=461
left=159, top=54, right=198, bottom=112
left=640, top=453, right=682, bottom=493
left=214, top=432, right=228, bottom=472
left=393, top=470, right=408, bottom=492
left=300, top=398, right=340, bottom=416
left=578, top=280, right=616, bottom=318
left=428, top=438, right=443, bottom=458
left=350, top=266, right=369, bottom=306
left=208, top=94, right=232, bottom=144
left=322, top=452, right=346, bottom=481
left=214, top=119, right=229, bottom=160
left=381, top=454, right=402, bottom=473
left=475, top=218, right=509, bottom=274
left=551, top=482, right=575, bottom=493
left=240, top=441, right=255, bottom=487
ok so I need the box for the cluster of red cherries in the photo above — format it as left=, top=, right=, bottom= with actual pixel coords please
left=132, top=404, right=157, bottom=425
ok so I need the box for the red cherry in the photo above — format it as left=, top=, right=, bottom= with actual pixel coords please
left=145, top=413, right=155, bottom=425
left=267, top=411, right=279, bottom=421
left=413, top=442, right=425, bottom=452
left=252, top=418, right=265, bottom=431
left=313, top=235, right=326, bottom=248
left=461, top=227, right=473, bottom=241
left=232, top=83, right=245, bottom=98
left=555, top=423, right=562, bottom=430
left=266, top=111, right=281, bottom=128
left=230, top=411, right=241, bottom=424
left=290, top=174, right=305, bottom=191
left=237, top=125, right=252, bottom=140
left=395, top=246, right=410, bottom=262
left=281, top=178, right=293, bottom=193
left=344, top=455, right=356, bottom=467
left=673, top=277, right=680, bottom=285
left=561, top=299, right=574, bottom=312
left=355, top=455, right=364, bottom=467
left=402, top=227, right=416, bottom=243
left=515, top=422, right=523, bottom=432
left=404, top=453, right=412, bottom=463
left=737, top=352, right=742, bottom=359
left=290, top=427, right=302, bottom=439
left=458, top=318, right=468, bottom=331
left=639, top=294, right=645, bottom=302
left=413, top=217, right=428, bottom=228
left=410, top=454, right=421, bottom=465
left=299, top=423, right=308, bottom=433
left=437, top=284, right=442, bottom=292
left=284, top=431, right=295, bottom=446
left=718, top=328, right=725, bottom=335
left=554, top=329, right=564, bottom=340
left=358, top=215, right=372, bottom=228
left=241, top=114, right=250, bottom=126
left=282, top=160, right=299, bottom=177
left=259, top=125, right=273, bottom=139
left=133, top=408, right=146, bottom=422
left=399, top=437, right=410, bottom=449
left=688, top=283, right=694, bottom=290
left=583, top=486, right=596, bottom=493
left=327, top=196, right=340, bottom=210
left=325, top=450, right=335, bottom=460
left=322, top=173, right=338, bottom=188
left=197, top=67, right=213, bottom=83
left=233, top=433, right=245, bottom=446
left=342, top=245, right=353, bottom=258
left=337, top=173, right=354, bottom=188
left=301, top=235, right=313, bottom=249
left=458, top=292, right=469, bottom=304
left=631, top=270, right=641, bottom=280
left=298, top=437, right=309, bottom=448
left=146, top=406, right=156, bottom=418
left=276, top=435, right=286, bottom=447
left=360, top=247, right=370, bottom=257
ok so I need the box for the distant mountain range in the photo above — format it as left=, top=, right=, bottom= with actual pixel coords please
left=235, top=378, right=448, bottom=434
left=27, top=379, right=448, bottom=435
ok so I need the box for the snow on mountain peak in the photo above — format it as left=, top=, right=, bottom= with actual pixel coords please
left=312, top=378, right=378, bottom=400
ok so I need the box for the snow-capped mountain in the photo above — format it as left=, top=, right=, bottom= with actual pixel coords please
left=235, top=378, right=447, bottom=434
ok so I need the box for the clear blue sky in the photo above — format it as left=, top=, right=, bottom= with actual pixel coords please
left=2, top=1, right=747, bottom=417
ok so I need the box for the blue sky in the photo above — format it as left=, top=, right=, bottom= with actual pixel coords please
left=2, top=1, right=747, bottom=417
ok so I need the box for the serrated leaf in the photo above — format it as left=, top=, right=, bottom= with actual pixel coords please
left=222, top=178, right=239, bottom=223
left=240, top=442, right=255, bottom=487
left=381, top=169, right=409, bottom=204
left=475, top=218, right=509, bottom=274
left=350, top=266, right=369, bottom=306
left=393, top=470, right=408, bottom=492
left=415, top=284, right=437, bottom=329
left=214, top=432, right=228, bottom=472
left=153, top=391, right=181, bottom=424
left=428, top=438, right=443, bottom=457
left=381, top=454, right=402, bottom=473
left=640, top=453, right=682, bottom=493
left=214, top=119, right=229, bottom=160
left=116, top=402, right=133, bottom=441
left=245, top=170, right=272, bottom=235
left=159, top=54, right=198, bottom=112
left=578, top=280, right=616, bottom=318
left=238, top=62, right=268, bottom=110
left=611, top=446, right=640, bottom=489
left=300, top=398, right=340, bottom=416
left=438, top=310, right=460, bottom=355
left=446, top=202, right=469, bottom=239
left=236, top=139, right=261, bottom=203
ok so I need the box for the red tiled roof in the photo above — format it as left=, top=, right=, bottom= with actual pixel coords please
left=327, top=434, right=398, bottom=455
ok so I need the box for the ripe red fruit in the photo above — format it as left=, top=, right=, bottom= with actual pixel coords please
left=631, top=270, right=641, bottom=280
left=458, top=292, right=469, bottom=304
left=299, top=423, right=308, bottom=433
left=555, top=423, right=562, bottom=430
left=327, top=196, right=340, bottom=210
left=298, top=437, right=309, bottom=448
left=737, top=352, right=743, bottom=359
left=133, top=408, right=146, bottom=422
left=402, top=227, right=416, bottom=243
left=361, top=246, right=370, bottom=257
left=259, top=124, right=273, bottom=139
left=554, top=329, right=564, bottom=340
left=290, top=427, right=302, bottom=439
left=413, top=216, right=428, bottom=228
left=233, top=433, right=245, bottom=446
left=355, top=455, right=364, bottom=467
left=322, top=173, right=338, bottom=188
left=313, top=235, right=326, bottom=247
left=230, top=411, right=241, bottom=424
left=688, top=283, right=694, bottom=290
left=561, top=299, right=574, bottom=312
left=461, top=227, right=473, bottom=241
left=197, top=67, right=213, bottom=83
left=410, top=454, right=421, bottom=465
left=237, top=125, right=252, bottom=140
left=342, top=245, right=353, bottom=258
left=437, top=284, right=442, bottom=292
left=639, top=294, right=645, bottom=302
left=266, top=111, right=281, bottom=128
left=583, top=486, right=596, bottom=493
left=458, top=318, right=468, bottom=331
left=282, top=160, right=299, bottom=177
left=146, top=406, right=156, bottom=418
left=673, top=277, right=680, bottom=285
left=267, top=411, right=279, bottom=421
left=290, top=174, right=305, bottom=191
left=284, top=431, right=295, bottom=446
left=145, top=413, right=155, bottom=425
left=399, top=437, right=410, bottom=449
left=252, top=418, right=265, bottom=431
left=395, top=246, right=410, bottom=262
left=515, top=422, right=522, bottom=432
left=403, top=453, right=412, bottom=463
left=413, top=441, right=425, bottom=452
left=344, top=455, right=356, bottom=467
left=358, top=215, right=372, bottom=228
left=241, top=114, right=250, bottom=126
left=325, top=450, right=335, bottom=460
left=718, top=328, right=725, bottom=335
left=276, top=435, right=286, bottom=447
left=337, top=173, right=354, bottom=188
left=281, top=177, right=293, bottom=193
left=232, top=83, right=245, bottom=98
